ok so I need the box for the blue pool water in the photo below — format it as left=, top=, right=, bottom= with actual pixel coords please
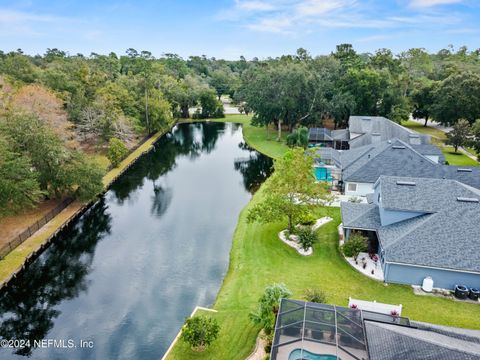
left=289, top=348, right=338, bottom=360
left=314, top=167, right=333, bottom=181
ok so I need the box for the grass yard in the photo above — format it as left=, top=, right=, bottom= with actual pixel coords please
left=401, top=120, right=447, bottom=142
left=402, top=121, right=479, bottom=166
left=442, top=147, right=480, bottom=166
left=167, top=187, right=480, bottom=359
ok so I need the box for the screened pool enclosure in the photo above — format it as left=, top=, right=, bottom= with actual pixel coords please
left=271, top=299, right=368, bottom=360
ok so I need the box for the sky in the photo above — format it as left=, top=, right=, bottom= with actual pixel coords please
left=0, top=0, right=479, bottom=59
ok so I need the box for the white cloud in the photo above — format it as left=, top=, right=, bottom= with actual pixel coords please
left=408, top=0, right=463, bottom=8
left=236, top=0, right=276, bottom=12
left=295, top=0, right=355, bottom=16
left=216, top=0, right=469, bottom=35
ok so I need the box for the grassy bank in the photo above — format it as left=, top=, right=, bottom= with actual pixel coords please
left=180, top=114, right=289, bottom=160
left=0, top=123, right=174, bottom=286
left=167, top=186, right=480, bottom=359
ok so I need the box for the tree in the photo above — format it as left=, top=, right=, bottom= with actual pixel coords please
left=2, top=113, right=104, bottom=200
left=0, top=135, right=44, bottom=216
left=411, top=80, right=438, bottom=126
left=148, top=90, right=173, bottom=131
left=342, top=232, right=368, bottom=260
left=107, top=138, right=129, bottom=167
left=209, top=68, right=234, bottom=99
left=195, top=89, right=224, bottom=118
left=432, top=72, right=480, bottom=125
left=247, top=148, right=331, bottom=233
left=249, top=283, right=291, bottom=335
left=446, top=119, right=471, bottom=152
left=180, top=315, right=220, bottom=352
left=472, top=119, right=480, bottom=160
left=64, top=152, right=105, bottom=201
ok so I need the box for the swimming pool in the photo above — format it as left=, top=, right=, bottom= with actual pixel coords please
left=288, top=348, right=338, bottom=360
left=314, top=167, right=333, bottom=182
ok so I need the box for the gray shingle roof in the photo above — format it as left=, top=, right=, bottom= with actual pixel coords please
left=341, top=202, right=381, bottom=230
left=366, top=320, right=480, bottom=360
left=342, top=139, right=439, bottom=182
left=339, top=139, right=480, bottom=190
left=341, top=176, right=480, bottom=272
left=348, top=115, right=431, bottom=147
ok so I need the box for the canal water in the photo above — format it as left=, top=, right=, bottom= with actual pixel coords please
left=0, top=122, right=273, bottom=359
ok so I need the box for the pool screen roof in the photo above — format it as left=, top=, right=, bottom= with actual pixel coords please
left=271, top=299, right=410, bottom=360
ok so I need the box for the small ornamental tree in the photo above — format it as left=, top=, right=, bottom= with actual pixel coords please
left=107, top=137, right=128, bottom=167
left=180, top=315, right=220, bottom=352
left=446, top=119, right=471, bottom=152
left=471, top=119, right=480, bottom=160
left=342, top=232, right=368, bottom=260
left=249, top=283, right=292, bottom=335
left=247, top=148, right=332, bottom=233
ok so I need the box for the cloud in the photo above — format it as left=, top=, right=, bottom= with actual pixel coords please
left=236, top=0, right=276, bottom=11
left=217, top=0, right=468, bottom=35
left=408, top=0, right=463, bottom=8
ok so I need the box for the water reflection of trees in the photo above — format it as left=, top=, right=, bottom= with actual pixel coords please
left=0, top=200, right=111, bottom=357
left=110, top=122, right=224, bottom=205
left=234, top=142, right=273, bottom=193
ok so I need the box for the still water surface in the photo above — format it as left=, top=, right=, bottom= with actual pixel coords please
left=0, top=122, right=273, bottom=359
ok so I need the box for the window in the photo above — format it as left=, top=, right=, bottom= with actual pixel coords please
left=347, top=183, right=357, bottom=192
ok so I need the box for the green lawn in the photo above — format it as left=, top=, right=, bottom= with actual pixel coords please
left=402, top=121, right=479, bottom=166
left=401, top=120, right=447, bottom=142
left=443, top=147, right=480, bottom=166
left=167, top=190, right=480, bottom=359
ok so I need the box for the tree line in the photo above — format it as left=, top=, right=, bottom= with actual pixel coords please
left=1, top=44, right=480, bottom=216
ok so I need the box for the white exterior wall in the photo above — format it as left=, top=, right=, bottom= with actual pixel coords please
left=344, top=182, right=374, bottom=196
left=425, top=155, right=440, bottom=163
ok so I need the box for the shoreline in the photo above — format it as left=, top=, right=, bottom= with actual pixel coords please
left=0, top=122, right=175, bottom=287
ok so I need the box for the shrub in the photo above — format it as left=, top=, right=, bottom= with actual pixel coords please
left=180, top=315, right=220, bottom=352
left=286, top=127, right=308, bottom=148
left=250, top=283, right=292, bottom=335
left=297, top=227, right=318, bottom=251
left=342, top=232, right=368, bottom=260
left=107, top=137, right=128, bottom=167
left=299, top=213, right=316, bottom=225
left=304, top=288, right=328, bottom=303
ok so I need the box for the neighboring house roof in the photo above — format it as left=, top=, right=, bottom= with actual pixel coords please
left=339, top=139, right=480, bottom=190
left=348, top=116, right=431, bottom=148
left=365, top=320, right=480, bottom=360
left=341, top=176, right=480, bottom=273
left=342, top=139, right=440, bottom=183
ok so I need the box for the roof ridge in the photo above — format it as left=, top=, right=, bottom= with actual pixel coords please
left=341, top=145, right=376, bottom=171
left=381, top=213, right=434, bottom=250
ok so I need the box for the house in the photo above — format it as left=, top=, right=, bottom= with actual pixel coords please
left=309, top=116, right=431, bottom=151
left=315, top=138, right=480, bottom=196
left=271, top=299, right=480, bottom=360
left=341, top=176, right=480, bottom=289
